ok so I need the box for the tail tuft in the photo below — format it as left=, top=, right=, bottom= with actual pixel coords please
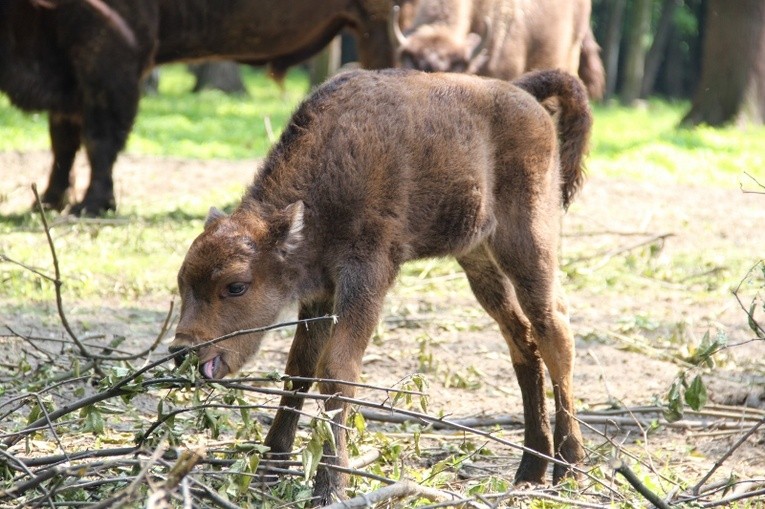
left=513, top=70, right=592, bottom=209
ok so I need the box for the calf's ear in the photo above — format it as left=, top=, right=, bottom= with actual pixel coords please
left=273, top=201, right=304, bottom=258
left=205, top=207, right=226, bottom=229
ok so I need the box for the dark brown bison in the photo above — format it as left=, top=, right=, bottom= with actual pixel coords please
left=0, top=0, right=397, bottom=216
left=391, top=0, right=605, bottom=99
left=169, top=68, right=592, bottom=504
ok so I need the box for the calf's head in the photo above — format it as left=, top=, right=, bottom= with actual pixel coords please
left=169, top=203, right=304, bottom=379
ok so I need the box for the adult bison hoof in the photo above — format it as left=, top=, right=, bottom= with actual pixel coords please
left=37, top=189, right=68, bottom=212
left=69, top=196, right=116, bottom=217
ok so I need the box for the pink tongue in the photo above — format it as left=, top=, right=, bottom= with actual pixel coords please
left=202, top=356, right=220, bottom=379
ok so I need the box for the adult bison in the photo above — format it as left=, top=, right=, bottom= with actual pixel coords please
left=391, top=0, right=605, bottom=99
left=170, top=68, right=592, bottom=504
left=0, top=0, right=397, bottom=216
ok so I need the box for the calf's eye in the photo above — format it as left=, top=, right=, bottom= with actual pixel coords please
left=225, top=282, right=249, bottom=297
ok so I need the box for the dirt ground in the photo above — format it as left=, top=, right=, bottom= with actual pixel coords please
left=2, top=151, right=764, bottom=494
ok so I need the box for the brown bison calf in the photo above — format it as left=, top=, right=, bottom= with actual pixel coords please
left=170, top=68, right=592, bottom=504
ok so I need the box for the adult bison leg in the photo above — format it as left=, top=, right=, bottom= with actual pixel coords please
left=311, top=259, right=393, bottom=504
left=457, top=248, right=553, bottom=484
left=489, top=209, right=585, bottom=484
left=71, top=76, right=141, bottom=216
left=354, top=17, right=396, bottom=69
left=40, top=113, right=82, bottom=211
left=264, top=298, right=335, bottom=458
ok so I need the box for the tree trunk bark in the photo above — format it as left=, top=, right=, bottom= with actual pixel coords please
left=603, top=0, right=627, bottom=99
left=620, top=0, right=653, bottom=104
left=682, top=0, right=765, bottom=126
left=641, top=0, right=682, bottom=97
left=189, top=62, right=247, bottom=95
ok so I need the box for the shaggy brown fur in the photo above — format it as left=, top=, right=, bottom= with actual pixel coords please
left=392, top=0, right=605, bottom=100
left=170, top=68, right=592, bottom=505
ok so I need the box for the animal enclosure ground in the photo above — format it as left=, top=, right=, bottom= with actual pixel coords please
left=1, top=150, right=764, bottom=506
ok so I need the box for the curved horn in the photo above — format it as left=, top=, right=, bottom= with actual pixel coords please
left=389, top=5, right=408, bottom=47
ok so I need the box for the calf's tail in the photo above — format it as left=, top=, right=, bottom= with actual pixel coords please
left=513, top=69, right=592, bottom=209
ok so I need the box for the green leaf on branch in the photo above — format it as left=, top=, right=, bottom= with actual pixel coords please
left=663, top=377, right=684, bottom=423
left=684, top=374, right=708, bottom=411
left=80, top=406, right=105, bottom=435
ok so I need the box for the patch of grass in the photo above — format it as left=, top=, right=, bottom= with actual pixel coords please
left=0, top=64, right=309, bottom=159
left=131, top=65, right=308, bottom=159
left=0, top=216, right=197, bottom=303
left=590, top=100, right=765, bottom=187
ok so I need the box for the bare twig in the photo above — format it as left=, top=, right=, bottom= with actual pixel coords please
left=0, top=449, right=55, bottom=509
left=3, top=316, right=337, bottom=448
left=565, top=232, right=675, bottom=268
left=31, top=184, right=93, bottom=361
left=0, top=253, right=56, bottom=282
left=85, top=441, right=168, bottom=509
left=485, top=489, right=613, bottom=509
left=740, top=171, right=765, bottom=194
left=691, top=416, right=765, bottom=495
left=732, top=260, right=764, bottom=339
left=699, top=486, right=765, bottom=508
left=610, top=458, right=671, bottom=509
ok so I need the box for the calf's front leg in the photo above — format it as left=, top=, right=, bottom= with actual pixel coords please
left=310, top=263, right=392, bottom=505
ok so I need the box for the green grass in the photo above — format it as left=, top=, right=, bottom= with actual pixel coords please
left=590, top=100, right=765, bottom=187
left=2, top=72, right=764, bottom=186
left=0, top=64, right=309, bottom=159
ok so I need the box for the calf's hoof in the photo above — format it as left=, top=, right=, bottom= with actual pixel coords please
left=514, top=452, right=548, bottom=486
left=552, top=441, right=585, bottom=485
left=311, top=467, right=345, bottom=507
left=553, top=461, right=581, bottom=485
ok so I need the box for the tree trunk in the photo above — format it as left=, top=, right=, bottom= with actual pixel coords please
left=641, top=0, right=681, bottom=98
left=620, top=0, right=653, bottom=104
left=603, top=0, right=627, bottom=99
left=682, top=0, right=765, bottom=126
left=189, top=62, right=247, bottom=95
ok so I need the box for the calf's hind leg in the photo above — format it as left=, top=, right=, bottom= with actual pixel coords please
left=488, top=221, right=585, bottom=483
left=458, top=248, right=553, bottom=484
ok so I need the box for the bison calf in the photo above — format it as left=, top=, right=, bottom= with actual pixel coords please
left=170, top=68, right=592, bottom=504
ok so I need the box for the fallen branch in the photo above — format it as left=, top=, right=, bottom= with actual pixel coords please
left=146, top=447, right=206, bottom=509
left=323, top=479, right=486, bottom=509
left=610, top=458, right=671, bottom=509
left=691, top=416, right=765, bottom=495
left=565, top=232, right=675, bottom=268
